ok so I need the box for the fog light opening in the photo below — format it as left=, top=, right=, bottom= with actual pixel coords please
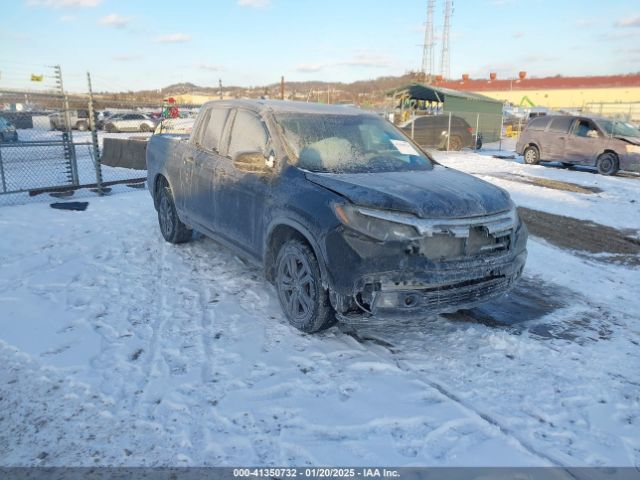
left=403, top=293, right=420, bottom=308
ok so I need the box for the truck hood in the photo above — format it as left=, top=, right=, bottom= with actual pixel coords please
left=305, top=165, right=513, bottom=219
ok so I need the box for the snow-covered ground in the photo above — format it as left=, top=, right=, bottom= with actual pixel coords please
left=432, top=140, right=640, bottom=231
left=1, top=145, right=639, bottom=467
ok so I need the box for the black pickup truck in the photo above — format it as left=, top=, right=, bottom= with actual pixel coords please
left=146, top=100, right=527, bottom=332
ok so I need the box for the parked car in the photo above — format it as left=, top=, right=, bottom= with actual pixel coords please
left=516, top=115, right=640, bottom=175
left=401, top=114, right=482, bottom=151
left=48, top=109, right=94, bottom=131
left=104, top=113, right=157, bottom=133
left=146, top=100, right=528, bottom=333
left=153, top=117, right=195, bottom=135
left=0, top=116, right=18, bottom=142
left=97, top=113, right=122, bottom=130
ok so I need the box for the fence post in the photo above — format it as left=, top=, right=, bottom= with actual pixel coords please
left=87, top=71, right=104, bottom=195
left=518, top=117, right=522, bottom=139
left=446, top=111, right=452, bottom=151
left=54, top=65, right=79, bottom=186
left=499, top=112, right=504, bottom=151
left=474, top=113, right=479, bottom=151
left=411, top=112, right=415, bottom=139
left=0, top=146, right=6, bottom=193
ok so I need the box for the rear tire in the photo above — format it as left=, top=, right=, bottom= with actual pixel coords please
left=275, top=240, right=336, bottom=333
left=156, top=177, right=192, bottom=244
left=448, top=135, right=462, bottom=151
left=140, top=123, right=151, bottom=132
left=77, top=121, right=88, bottom=131
left=105, top=123, right=118, bottom=133
left=523, top=145, right=540, bottom=165
left=596, top=152, right=619, bottom=176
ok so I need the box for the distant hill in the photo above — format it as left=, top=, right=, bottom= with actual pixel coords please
left=150, top=72, right=420, bottom=105
left=160, top=82, right=202, bottom=94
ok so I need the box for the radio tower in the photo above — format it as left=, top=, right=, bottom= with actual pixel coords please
left=420, top=0, right=436, bottom=82
left=440, top=0, right=452, bottom=80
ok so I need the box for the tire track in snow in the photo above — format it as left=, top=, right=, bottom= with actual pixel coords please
left=345, top=331, right=571, bottom=469
left=131, top=236, right=173, bottom=415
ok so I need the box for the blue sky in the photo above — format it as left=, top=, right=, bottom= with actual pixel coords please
left=1, top=0, right=639, bottom=92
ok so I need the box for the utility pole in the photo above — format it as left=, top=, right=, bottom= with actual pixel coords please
left=440, top=0, right=452, bottom=80
left=421, top=0, right=436, bottom=83
left=87, top=72, right=104, bottom=195
left=218, top=79, right=223, bottom=100
left=280, top=76, right=285, bottom=100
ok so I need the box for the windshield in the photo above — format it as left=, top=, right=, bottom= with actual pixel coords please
left=596, top=119, right=640, bottom=138
left=275, top=113, right=434, bottom=173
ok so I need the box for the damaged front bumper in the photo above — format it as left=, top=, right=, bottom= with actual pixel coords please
left=349, top=251, right=526, bottom=321
left=324, top=216, right=528, bottom=322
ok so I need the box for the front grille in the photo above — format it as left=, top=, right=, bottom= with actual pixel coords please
left=408, top=210, right=516, bottom=261
left=421, top=276, right=511, bottom=308
left=419, top=227, right=511, bottom=260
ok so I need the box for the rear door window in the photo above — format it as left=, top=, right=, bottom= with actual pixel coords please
left=200, top=107, right=230, bottom=153
left=414, top=116, right=437, bottom=128
left=527, top=117, right=551, bottom=131
left=548, top=117, right=574, bottom=133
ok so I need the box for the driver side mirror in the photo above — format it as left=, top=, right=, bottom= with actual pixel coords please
left=233, top=151, right=274, bottom=173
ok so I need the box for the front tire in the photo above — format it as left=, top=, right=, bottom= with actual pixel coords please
left=156, top=177, right=192, bottom=243
left=140, top=123, right=151, bottom=132
left=523, top=145, right=540, bottom=165
left=596, top=152, right=619, bottom=176
left=275, top=240, right=336, bottom=333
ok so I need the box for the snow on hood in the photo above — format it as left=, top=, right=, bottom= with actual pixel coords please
left=305, top=165, right=513, bottom=219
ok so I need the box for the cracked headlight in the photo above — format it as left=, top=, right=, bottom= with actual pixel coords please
left=333, top=204, right=421, bottom=241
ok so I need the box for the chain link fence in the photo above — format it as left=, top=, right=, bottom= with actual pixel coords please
left=0, top=64, right=158, bottom=205
left=582, top=102, right=640, bottom=124
left=393, top=110, right=504, bottom=153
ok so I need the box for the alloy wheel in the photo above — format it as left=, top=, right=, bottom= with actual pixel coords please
left=277, top=251, right=315, bottom=321
left=158, top=188, right=174, bottom=239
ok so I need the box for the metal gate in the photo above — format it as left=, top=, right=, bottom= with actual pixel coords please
left=0, top=132, right=81, bottom=195
left=0, top=65, right=85, bottom=198
left=0, top=65, right=151, bottom=203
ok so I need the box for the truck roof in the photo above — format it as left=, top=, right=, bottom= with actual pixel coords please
left=199, top=99, right=368, bottom=117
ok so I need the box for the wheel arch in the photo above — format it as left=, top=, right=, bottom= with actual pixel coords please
left=601, top=149, right=619, bottom=158
left=264, top=220, right=329, bottom=288
left=525, top=142, right=540, bottom=152
left=524, top=142, right=541, bottom=160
